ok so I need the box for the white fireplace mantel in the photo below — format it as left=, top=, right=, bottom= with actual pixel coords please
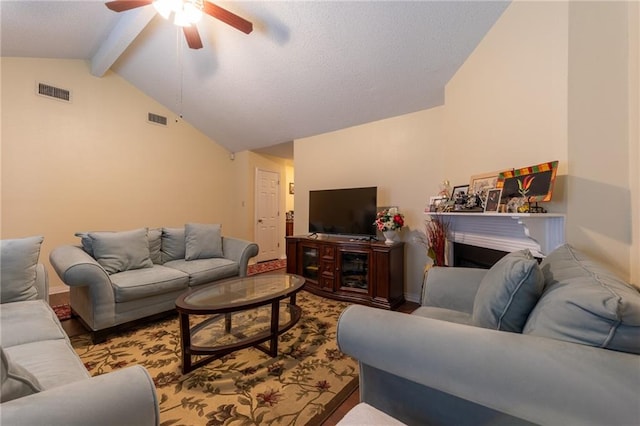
left=425, top=212, right=565, bottom=258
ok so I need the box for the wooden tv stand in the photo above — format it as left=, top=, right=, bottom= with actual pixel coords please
left=285, top=235, right=405, bottom=310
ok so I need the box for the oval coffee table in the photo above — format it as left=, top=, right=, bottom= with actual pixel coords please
left=175, top=273, right=305, bottom=374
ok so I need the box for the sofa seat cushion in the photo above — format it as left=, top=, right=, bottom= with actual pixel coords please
left=0, top=236, right=44, bottom=303
left=110, top=265, right=189, bottom=303
left=1, top=347, right=42, bottom=402
left=524, top=244, right=640, bottom=354
left=0, top=301, right=67, bottom=348
left=337, top=402, right=407, bottom=425
left=4, top=340, right=90, bottom=390
left=164, top=258, right=239, bottom=287
left=412, top=306, right=473, bottom=325
left=472, top=249, right=544, bottom=333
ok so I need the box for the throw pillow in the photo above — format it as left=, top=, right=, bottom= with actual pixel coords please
left=523, top=244, right=640, bottom=354
left=185, top=223, right=223, bottom=260
left=161, top=227, right=186, bottom=263
left=1, top=347, right=42, bottom=402
left=0, top=236, right=44, bottom=303
left=89, top=228, right=153, bottom=274
left=472, top=249, right=544, bottom=332
left=147, top=228, right=163, bottom=264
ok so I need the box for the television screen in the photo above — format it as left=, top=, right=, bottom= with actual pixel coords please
left=309, top=187, right=377, bottom=237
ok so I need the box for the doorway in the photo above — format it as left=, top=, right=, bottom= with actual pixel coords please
left=254, top=168, right=280, bottom=262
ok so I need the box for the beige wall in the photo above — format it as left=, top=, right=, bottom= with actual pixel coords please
left=566, top=1, right=634, bottom=280
left=294, top=0, right=639, bottom=301
left=1, top=58, right=246, bottom=293
left=629, top=1, right=640, bottom=285
left=295, top=107, right=446, bottom=302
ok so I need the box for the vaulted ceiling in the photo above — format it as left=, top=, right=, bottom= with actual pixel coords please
left=1, top=1, right=510, bottom=158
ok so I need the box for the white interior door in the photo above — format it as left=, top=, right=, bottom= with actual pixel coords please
left=255, top=168, right=280, bottom=262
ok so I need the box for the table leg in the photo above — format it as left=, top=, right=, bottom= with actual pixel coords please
left=269, top=300, right=279, bottom=357
left=225, top=312, right=232, bottom=333
left=179, top=313, right=192, bottom=374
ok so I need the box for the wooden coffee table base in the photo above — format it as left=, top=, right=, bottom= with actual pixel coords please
left=179, top=297, right=302, bottom=374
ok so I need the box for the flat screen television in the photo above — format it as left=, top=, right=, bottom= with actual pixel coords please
left=308, top=186, right=377, bottom=237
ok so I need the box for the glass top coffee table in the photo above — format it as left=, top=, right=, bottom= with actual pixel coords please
left=175, top=273, right=305, bottom=374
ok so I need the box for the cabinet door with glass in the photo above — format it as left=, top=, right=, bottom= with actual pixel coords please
left=338, top=249, right=370, bottom=294
left=300, top=244, right=319, bottom=281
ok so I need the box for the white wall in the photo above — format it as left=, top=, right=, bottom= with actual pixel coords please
left=295, top=107, right=445, bottom=302
left=1, top=58, right=245, bottom=292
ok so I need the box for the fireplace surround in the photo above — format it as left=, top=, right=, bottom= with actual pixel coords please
left=425, top=212, right=565, bottom=267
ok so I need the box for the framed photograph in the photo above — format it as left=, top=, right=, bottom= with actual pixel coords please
left=289, top=182, right=295, bottom=194
left=496, top=161, right=559, bottom=202
left=469, top=171, right=503, bottom=196
left=484, top=188, right=502, bottom=212
left=428, top=196, right=447, bottom=212
left=452, top=185, right=469, bottom=199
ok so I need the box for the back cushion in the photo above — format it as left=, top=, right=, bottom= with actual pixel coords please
left=472, top=249, right=544, bottom=332
left=148, top=228, right=162, bottom=264
left=523, top=244, right=640, bottom=354
left=0, top=236, right=44, bottom=303
left=161, top=227, right=186, bottom=263
left=89, top=228, right=153, bottom=274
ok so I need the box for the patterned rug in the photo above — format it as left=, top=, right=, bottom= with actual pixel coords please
left=248, top=259, right=287, bottom=275
left=70, top=291, right=357, bottom=426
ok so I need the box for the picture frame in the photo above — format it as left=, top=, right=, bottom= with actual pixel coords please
left=452, top=185, right=469, bottom=199
left=428, top=196, right=447, bottom=212
left=484, top=188, right=502, bottom=212
left=469, top=171, right=503, bottom=196
left=496, top=161, right=559, bottom=202
left=289, top=182, right=295, bottom=194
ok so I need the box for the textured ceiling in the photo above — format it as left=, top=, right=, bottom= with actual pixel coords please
left=1, top=0, right=510, bottom=158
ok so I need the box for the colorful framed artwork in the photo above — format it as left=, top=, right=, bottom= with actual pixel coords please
left=496, top=161, right=559, bottom=202
left=484, top=188, right=502, bottom=212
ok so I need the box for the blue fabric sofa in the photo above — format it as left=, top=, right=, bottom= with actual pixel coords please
left=337, top=244, right=640, bottom=425
left=50, top=224, right=259, bottom=342
left=1, top=236, right=159, bottom=426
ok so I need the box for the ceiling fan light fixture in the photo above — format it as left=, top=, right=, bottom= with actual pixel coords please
left=183, top=1, right=203, bottom=24
left=152, top=0, right=176, bottom=20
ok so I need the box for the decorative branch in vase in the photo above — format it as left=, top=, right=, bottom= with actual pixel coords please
left=424, top=215, right=449, bottom=267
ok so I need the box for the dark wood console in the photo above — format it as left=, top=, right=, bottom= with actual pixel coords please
left=285, top=235, right=405, bottom=310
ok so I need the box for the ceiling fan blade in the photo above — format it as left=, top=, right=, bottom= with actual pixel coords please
left=183, top=26, right=203, bottom=49
left=203, top=2, right=253, bottom=34
left=106, top=0, right=154, bottom=12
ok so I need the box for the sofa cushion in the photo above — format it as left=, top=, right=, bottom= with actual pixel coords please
left=161, top=227, right=186, bottom=263
left=148, top=228, right=162, bottom=264
left=164, top=258, right=239, bottom=287
left=472, top=249, right=544, bottom=333
left=0, top=236, right=44, bottom=303
left=0, top=300, right=67, bottom=348
left=523, top=244, right=640, bottom=354
left=89, top=228, right=153, bottom=274
left=1, top=347, right=42, bottom=402
left=412, top=306, right=473, bottom=326
left=185, top=223, right=223, bottom=260
left=110, top=265, right=189, bottom=303
left=4, top=340, right=90, bottom=390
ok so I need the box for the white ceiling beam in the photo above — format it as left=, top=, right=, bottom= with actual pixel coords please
left=91, top=7, right=156, bottom=77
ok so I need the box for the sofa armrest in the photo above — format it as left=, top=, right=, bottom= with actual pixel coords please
left=34, top=263, right=49, bottom=302
left=337, top=305, right=640, bottom=426
left=422, top=266, right=486, bottom=313
left=0, top=365, right=159, bottom=426
left=222, top=237, right=259, bottom=277
left=49, top=245, right=111, bottom=289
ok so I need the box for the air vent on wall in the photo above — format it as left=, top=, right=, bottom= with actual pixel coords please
left=148, top=112, right=168, bottom=126
left=36, top=82, right=71, bottom=102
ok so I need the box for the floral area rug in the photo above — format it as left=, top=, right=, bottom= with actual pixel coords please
left=70, top=291, right=357, bottom=426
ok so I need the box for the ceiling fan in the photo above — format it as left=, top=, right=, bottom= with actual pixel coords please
left=105, top=0, right=253, bottom=49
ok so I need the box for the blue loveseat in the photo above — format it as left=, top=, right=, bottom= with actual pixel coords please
left=337, top=244, right=640, bottom=425
left=50, top=224, right=258, bottom=342
left=1, top=236, right=159, bottom=425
